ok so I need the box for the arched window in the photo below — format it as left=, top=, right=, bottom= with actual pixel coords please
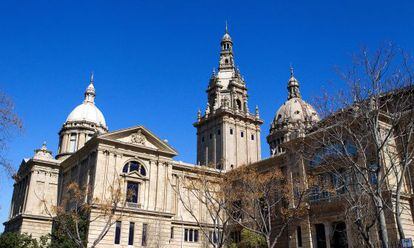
left=236, top=99, right=242, bottom=110
left=122, top=161, right=147, bottom=176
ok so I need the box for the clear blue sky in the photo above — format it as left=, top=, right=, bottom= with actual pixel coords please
left=0, top=0, right=413, bottom=231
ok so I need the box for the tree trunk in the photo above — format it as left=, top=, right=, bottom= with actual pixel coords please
left=395, top=192, right=405, bottom=240
left=395, top=159, right=408, bottom=240
left=376, top=195, right=389, bottom=248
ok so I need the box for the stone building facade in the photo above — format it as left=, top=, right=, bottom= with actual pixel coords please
left=194, top=26, right=263, bottom=170
left=4, top=27, right=414, bottom=248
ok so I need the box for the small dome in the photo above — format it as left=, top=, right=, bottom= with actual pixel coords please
left=288, top=75, right=299, bottom=88
left=271, top=97, right=319, bottom=130
left=222, top=32, right=232, bottom=42
left=66, top=102, right=107, bottom=127
left=85, top=82, right=95, bottom=95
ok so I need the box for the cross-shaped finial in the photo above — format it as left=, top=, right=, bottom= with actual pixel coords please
left=290, top=64, right=294, bottom=76
left=225, top=21, right=228, bottom=34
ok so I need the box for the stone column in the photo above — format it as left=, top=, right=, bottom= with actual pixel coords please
left=213, top=129, right=217, bottom=164
left=324, top=222, right=331, bottom=248
left=78, top=132, right=86, bottom=150
left=61, top=133, right=68, bottom=154
left=345, top=219, right=354, bottom=247
left=311, top=224, right=317, bottom=248
left=303, top=218, right=314, bottom=248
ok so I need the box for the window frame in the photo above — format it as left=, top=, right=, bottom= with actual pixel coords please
left=114, top=221, right=121, bottom=245
left=297, top=226, right=302, bottom=247
left=128, top=222, right=135, bottom=245
left=184, top=228, right=199, bottom=243
left=69, top=133, right=77, bottom=152
left=122, top=161, right=147, bottom=177
left=126, top=181, right=139, bottom=204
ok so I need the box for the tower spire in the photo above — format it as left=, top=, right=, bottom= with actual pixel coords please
left=219, top=22, right=234, bottom=70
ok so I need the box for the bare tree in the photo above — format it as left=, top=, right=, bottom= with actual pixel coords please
left=170, top=165, right=232, bottom=248
left=308, top=44, right=414, bottom=247
left=43, top=176, right=129, bottom=248
left=0, top=91, right=22, bottom=177
left=223, top=164, right=311, bottom=248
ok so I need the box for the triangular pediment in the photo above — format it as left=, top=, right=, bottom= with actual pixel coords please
left=98, top=126, right=178, bottom=157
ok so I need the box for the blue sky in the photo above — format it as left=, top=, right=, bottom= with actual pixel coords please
left=0, top=0, right=413, bottom=230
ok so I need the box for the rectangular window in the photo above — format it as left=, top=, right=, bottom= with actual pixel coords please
left=210, top=133, right=213, bottom=139
left=241, top=132, right=244, bottom=138
left=184, top=228, right=199, bottom=242
left=126, top=181, right=139, bottom=204
left=230, top=128, right=233, bottom=135
left=170, top=227, right=174, bottom=239
left=201, top=136, right=204, bottom=142
left=209, top=231, right=221, bottom=244
left=251, top=134, right=255, bottom=140
left=217, top=129, right=220, bottom=135
left=189, top=229, right=193, bottom=241
left=114, top=221, right=121, bottom=244
left=297, top=226, right=302, bottom=247
left=194, top=230, right=199, bottom=242
left=128, top=222, right=135, bottom=245
left=142, top=223, right=148, bottom=246
left=69, top=133, right=77, bottom=152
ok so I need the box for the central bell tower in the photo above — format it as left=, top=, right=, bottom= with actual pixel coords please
left=194, top=25, right=263, bottom=170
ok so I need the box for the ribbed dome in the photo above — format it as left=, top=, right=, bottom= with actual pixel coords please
left=270, top=68, right=319, bottom=133
left=271, top=97, right=319, bottom=129
left=66, top=102, right=106, bottom=127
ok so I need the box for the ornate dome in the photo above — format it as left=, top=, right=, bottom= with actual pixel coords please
left=65, top=75, right=107, bottom=129
left=271, top=97, right=319, bottom=130
left=57, top=74, right=108, bottom=160
left=267, top=67, right=319, bottom=156
left=269, top=67, right=320, bottom=133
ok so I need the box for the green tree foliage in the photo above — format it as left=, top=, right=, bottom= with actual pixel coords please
left=0, top=232, right=49, bottom=248
left=49, top=212, right=89, bottom=248
left=229, top=229, right=267, bottom=248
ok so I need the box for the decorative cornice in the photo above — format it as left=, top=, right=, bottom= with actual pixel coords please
left=194, top=108, right=263, bottom=127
